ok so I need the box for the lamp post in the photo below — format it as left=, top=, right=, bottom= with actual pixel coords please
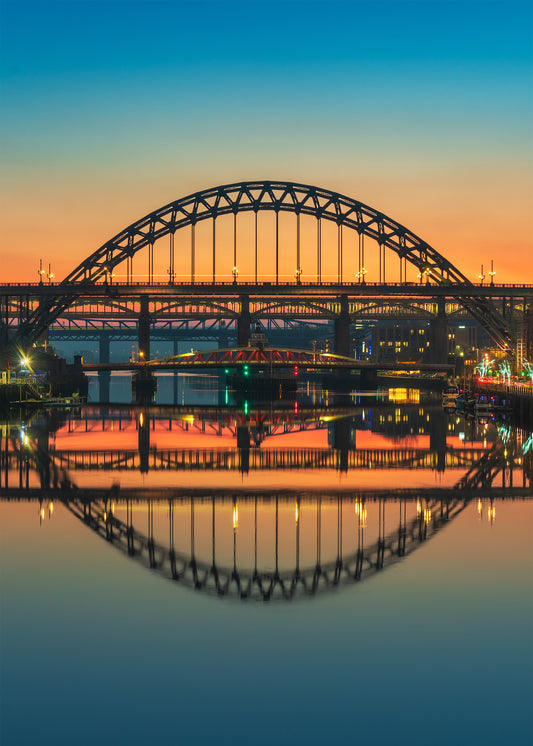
left=488, top=260, right=495, bottom=286
left=417, top=268, right=430, bottom=284
left=478, top=265, right=485, bottom=285
left=47, top=263, right=54, bottom=284
left=232, top=266, right=239, bottom=284
left=37, top=259, right=45, bottom=284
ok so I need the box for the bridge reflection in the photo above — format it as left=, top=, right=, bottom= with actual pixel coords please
left=8, top=492, right=528, bottom=602
left=66, top=494, right=467, bottom=600
left=2, top=405, right=531, bottom=601
left=1, top=405, right=532, bottom=488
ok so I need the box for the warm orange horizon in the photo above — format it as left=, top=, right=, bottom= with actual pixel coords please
left=2, top=173, right=532, bottom=286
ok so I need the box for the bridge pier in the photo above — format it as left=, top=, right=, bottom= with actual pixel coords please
left=359, top=368, right=378, bottom=389
left=138, top=411, right=150, bottom=474
left=98, top=332, right=111, bottom=403
left=428, top=299, right=448, bottom=365
left=0, top=294, right=8, bottom=353
left=236, top=423, right=250, bottom=474
left=132, top=370, right=157, bottom=404
left=429, top=409, right=447, bottom=472
left=334, top=295, right=352, bottom=357
left=173, top=339, right=179, bottom=405
left=331, top=417, right=353, bottom=472
left=237, top=294, right=251, bottom=347
left=138, top=296, right=151, bottom=361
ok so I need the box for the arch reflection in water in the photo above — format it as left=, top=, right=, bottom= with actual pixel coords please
left=62, top=494, right=466, bottom=601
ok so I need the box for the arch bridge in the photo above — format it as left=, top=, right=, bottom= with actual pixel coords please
left=5, top=180, right=528, bottom=358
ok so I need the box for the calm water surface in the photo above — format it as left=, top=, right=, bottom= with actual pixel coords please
left=1, top=381, right=532, bottom=745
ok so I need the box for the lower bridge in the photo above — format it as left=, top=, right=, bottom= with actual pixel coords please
left=82, top=346, right=454, bottom=374
left=30, top=445, right=489, bottom=473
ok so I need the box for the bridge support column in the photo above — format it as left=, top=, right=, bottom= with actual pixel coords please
left=0, top=294, right=9, bottom=353
left=36, top=295, right=50, bottom=350
left=237, top=423, right=250, bottom=474
left=138, top=411, right=150, bottom=474
left=359, top=368, right=378, bottom=389
left=98, top=332, right=111, bottom=403
left=428, top=299, right=448, bottom=365
left=138, top=296, right=150, bottom=361
left=429, top=409, right=447, bottom=472
left=332, top=417, right=353, bottom=473
left=334, top=295, right=352, bottom=357
left=132, top=369, right=157, bottom=405
left=237, top=294, right=251, bottom=348
left=173, top=339, right=179, bottom=405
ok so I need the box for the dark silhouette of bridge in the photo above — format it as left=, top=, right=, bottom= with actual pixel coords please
left=2, top=404, right=530, bottom=601
left=3, top=489, right=530, bottom=601
left=2, top=181, right=531, bottom=363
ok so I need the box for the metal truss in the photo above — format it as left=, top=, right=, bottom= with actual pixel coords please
left=11, top=180, right=515, bottom=350
left=83, top=345, right=453, bottom=372
left=59, top=495, right=466, bottom=601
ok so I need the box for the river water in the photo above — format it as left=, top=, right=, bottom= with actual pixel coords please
left=1, top=377, right=532, bottom=745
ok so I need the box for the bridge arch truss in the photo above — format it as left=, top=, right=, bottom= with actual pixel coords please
left=12, top=180, right=519, bottom=351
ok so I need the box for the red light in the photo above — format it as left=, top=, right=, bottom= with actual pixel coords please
left=294, top=366, right=299, bottom=376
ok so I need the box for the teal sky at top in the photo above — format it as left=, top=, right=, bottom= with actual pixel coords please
left=2, top=0, right=531, bottom=164
left=2, top=0, right=531, bottom=136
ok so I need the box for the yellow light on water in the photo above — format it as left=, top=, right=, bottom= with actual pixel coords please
left=233, top=504, right=238, bottom=530
left=111, top=502, right=115, bottom=515
left=424, top=508, right=432, bottom=524
left=49, top=501, right=54, bottom=515
left=139, top=413, right=144, bottom=427
left=295, top=502, right=299, bottom=525
left=360, top=508, right=367, bottom=527
left=40, top=507, right=45, bottom=520
left=477, top=499, right=483, bottom=515
left=103, top=511, right=107, bottom=522
left=488, top=507, right=496, bottom=523
left=416, top=500, right=422, bottom=517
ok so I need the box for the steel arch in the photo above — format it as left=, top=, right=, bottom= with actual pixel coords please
left=62, top=495, right=467, bottom=602
left=17, top=180, right=513, bottom=350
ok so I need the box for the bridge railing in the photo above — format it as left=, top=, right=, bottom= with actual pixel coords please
left=2, top=281, right=533, bottom=289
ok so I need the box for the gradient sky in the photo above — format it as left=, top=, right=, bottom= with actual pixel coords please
left=1, top=0, right=532, bottom=283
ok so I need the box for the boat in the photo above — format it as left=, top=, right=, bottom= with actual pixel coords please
left=442, top=385, right=460, bottom=408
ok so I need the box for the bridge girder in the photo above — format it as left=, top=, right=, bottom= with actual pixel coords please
left=8, top=179, right=521, bottom=351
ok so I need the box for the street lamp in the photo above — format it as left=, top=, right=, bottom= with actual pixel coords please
left=295, top=268, right=302, bottom=284
left=37, top=259, right=45, bottom=284
left=488, top=260, right=496, bottom=285
left=478, top=264, right=485, bottom=285
left=47, top=263, right=54, bottom=284
left=232, top=266, right=239, bottom=284
left=356, top=267, right=367, bottom=284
